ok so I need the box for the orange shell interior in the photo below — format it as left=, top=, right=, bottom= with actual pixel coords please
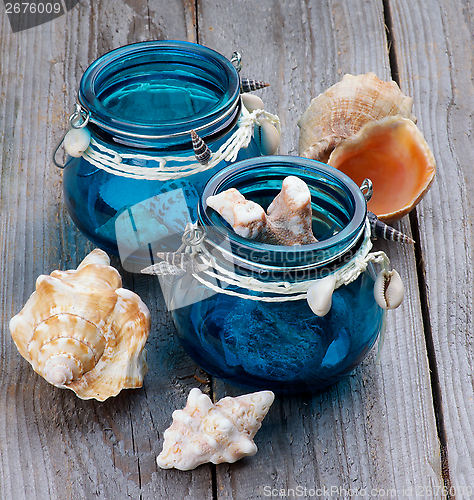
left=328, top=119, right=436, bottom=221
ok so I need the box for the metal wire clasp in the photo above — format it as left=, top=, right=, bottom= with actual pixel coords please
left=52, top=103, right=91, bottom=169
left=182, top=223, right=206, bottom=247
left=230, top=51, right=243, bottom=73
left=360, top=178, right=373, bottom=202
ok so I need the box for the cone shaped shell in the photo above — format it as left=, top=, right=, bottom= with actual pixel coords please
left=328, top=116, right=436, bottom=221
left=9, top=249, right=150, bottom=401
left=297, top=72, right=416, bottom=162
left=240, top=78, right=270, bottom=93
left=191, top=129, right=211, bottom=165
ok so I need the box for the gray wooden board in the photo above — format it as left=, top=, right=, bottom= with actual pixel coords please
left=0, top=1, right=214, bottom=499
left=0, top=0, right=452, bottom=497
left=199, top=0, right=443, bottom=497
left=391, top=0, right=474, bottom=493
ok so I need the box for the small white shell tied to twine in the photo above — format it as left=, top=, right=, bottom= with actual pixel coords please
left=9, top=249, right=150, bottom=401
left=241, top=93, right=280, bottom=155
left=374, top=269, right=405, bottom=309
left=306, top=266, right=404, bottom=317
left=63, top=128, right=91, bottom=158
left=306, top=275, right=337, bottom=317
left=60, top=102, right=280, bottom=180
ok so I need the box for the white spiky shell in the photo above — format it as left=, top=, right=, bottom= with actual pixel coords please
left=206, top=176, right=317, bottom=246
left=157, top=388, right=275, bottom=470
left=297, top=72, right=415, bottom=162
left=9, top=249, right=150, bottom=401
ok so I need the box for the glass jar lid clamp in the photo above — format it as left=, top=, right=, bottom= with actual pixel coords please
left=52, top=103, right=91, bottom=168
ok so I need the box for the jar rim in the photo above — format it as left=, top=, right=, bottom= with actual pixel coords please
left=198, top=156, right=368, bottom=272
left=78, top=40, right=240, bottom=141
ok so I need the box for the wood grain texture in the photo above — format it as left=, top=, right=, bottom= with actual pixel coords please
left=198, top=0, right=443, bottom=497
left=0, top=0, right=461, bottom=497
left=390, top=0, right=474, bottom=492
left=0, top=1, right=213, bottom=499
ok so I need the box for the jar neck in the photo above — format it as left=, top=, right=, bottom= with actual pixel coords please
left=78, top=40, right=241, bottom=148
left=198, top=157, right=367, bottom=282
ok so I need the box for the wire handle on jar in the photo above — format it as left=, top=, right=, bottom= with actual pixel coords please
left=52, top=103, right=91, bottom=169
left=360, top=178, right=373, bottom=202
left=230, top=51, right=243, bottom=73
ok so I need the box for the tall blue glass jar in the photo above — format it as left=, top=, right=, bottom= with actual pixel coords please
left=169, top=157, right=385, bottom=394
left=59, top=41, right=266, bottom=268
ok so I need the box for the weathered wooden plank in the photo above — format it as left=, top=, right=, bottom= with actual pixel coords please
left=198, top=0, right=444, bottom=497
left=0, top=1, right=214, bottom=499
left=390, top=0, right=474, bottom=493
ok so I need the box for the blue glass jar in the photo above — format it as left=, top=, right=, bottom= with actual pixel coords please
left=59, top=41, right=265, bottom=267
left=169, top=157, right=385, bottom=394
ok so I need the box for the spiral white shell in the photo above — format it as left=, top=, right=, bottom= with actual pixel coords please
left=9, top=249, right=150, bottom=401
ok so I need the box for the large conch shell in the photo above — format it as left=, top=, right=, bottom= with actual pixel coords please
left=298, top=72, right=416, bottom=162
left=9, top=249, right=150, bottom=401
left=157, top=388, right=274, bottom=470
left=329, top=116, right=436, bottom=221
left=297, top=72, right=436, bottom=221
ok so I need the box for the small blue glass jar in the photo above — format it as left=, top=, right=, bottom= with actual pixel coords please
left=58, top=41, right=269, bottom=265
left=169, top=157, right=386, bottom=394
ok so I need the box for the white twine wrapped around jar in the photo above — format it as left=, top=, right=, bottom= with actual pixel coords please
left=59, top=104, right=281, bottom=181
left=142, top=220, right=403, bottom=362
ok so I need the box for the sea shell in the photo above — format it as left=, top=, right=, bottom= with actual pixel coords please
left=141, top=251, right=209, bottom=276
left=191, top=129, right=211, bottom=165
left=241, top=93, right=264, bottom=112
left=329, top=116, right=436, bottom=221
left=240, top=78, right=270, bottom=93
left=297, top=72, right=416, bottom=163
left=63, top=127, right=91, bottom=158
left=157, top=388, right=274, bottom=470
left=240, top=94, right=280, bottom=155
left=9, top=249, right=150, bottom=401
left=306, top=274, right=337, bottom=317
left=255, top=117, right=280, bottom=155
left=374, top=269, right=404, bottom=309
left=207, top=176, right=317, bottom=245
left=367, top=211, right=414, bottom=244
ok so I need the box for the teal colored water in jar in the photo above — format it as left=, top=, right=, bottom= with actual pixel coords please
left=169, top=157, right=385, bottom=394
left=60, top=41, right=264, bottom=268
